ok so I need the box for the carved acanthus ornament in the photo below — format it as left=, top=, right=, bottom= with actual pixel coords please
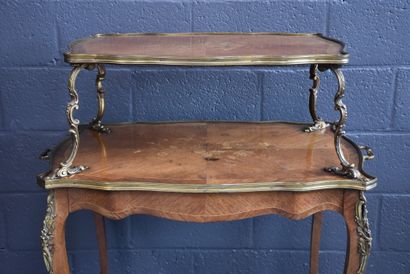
left=41, top=191, right=56, bottom=274
left=355, top=191, right=372, bottom=274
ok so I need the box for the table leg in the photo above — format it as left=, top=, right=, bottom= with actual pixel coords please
left=343, top=191, right=372, bottom=274
left=310, top=212, right=323, bottom=274
left=41, top=190, right=70, bottom=274
left=94, top=213, right=109, bottom=274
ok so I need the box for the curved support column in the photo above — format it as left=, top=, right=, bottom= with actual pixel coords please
left=53, top=64, right=89, bottom=179
left=324, top=66, right=369, bottom=182
left=90, top=64, right=111, bottom=133
left=305, top=64, right=330, bottom=132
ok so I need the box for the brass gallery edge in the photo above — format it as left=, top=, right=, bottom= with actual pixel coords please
left=38, top=121, right=376, bottom=193
left=64, top=32, right=349, bottom=66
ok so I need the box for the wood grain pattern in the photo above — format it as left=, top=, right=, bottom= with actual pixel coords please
left=48, top=188, right=365, bottom=273
left=310, top=212, right=323, bottom=274
left=343, top=191, right=362, bottom=274
left=68, top=33, right=345, bottom=59
left=48, top=189, right=366, bottom=274
left=51, top=190, right=70, bottom=274
left=66, top=188, right=345, bottom=222
left=45, top=122, right=368, bottom=192
left=94, top=213, right=108, bottom=274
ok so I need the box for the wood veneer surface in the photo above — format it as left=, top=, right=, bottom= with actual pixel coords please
left=68, top=33, right=345, bottom=59
left=50, top=184, right=363, bottom=273
left=51, top=122, right=359, bottom=186
left=66, top=188, right=345, bottom=222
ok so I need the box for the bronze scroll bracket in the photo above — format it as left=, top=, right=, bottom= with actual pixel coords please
left=306, top=64, right=374, bottom=183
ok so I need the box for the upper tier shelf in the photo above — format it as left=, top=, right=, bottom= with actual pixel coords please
left=64, top=33, right=349, bottom=66
left=39, top=122, right=375, bottom=192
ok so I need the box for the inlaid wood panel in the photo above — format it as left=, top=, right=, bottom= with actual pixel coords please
left=66, top=188, right=345, bottom=222
left=64, top=33, right=348, bottom=65
left=44, top=122, right=373, bottom=192
left=49, top=183, right=365, bottom=273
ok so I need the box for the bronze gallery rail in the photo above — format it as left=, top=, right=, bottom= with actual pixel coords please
left=37, top=32, right=376, bottom=274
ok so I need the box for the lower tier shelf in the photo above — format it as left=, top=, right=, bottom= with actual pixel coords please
left=39, top=122, right=376, bottom=192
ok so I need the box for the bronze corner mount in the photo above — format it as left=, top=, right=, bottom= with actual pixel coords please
left=355, top=191, right=372, bottom=274
left=41, top=191, right=56, bottom=274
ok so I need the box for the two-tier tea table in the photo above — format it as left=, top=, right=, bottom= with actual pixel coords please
left=37, top=33, right=376, bottom=274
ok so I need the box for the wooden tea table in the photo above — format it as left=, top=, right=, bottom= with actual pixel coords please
left=37, top=33, right=376, bottom=274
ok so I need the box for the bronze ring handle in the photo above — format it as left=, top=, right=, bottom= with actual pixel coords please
left=39, top=148, right=52, bottom=161
left=359, top=145, right=375, bottom=161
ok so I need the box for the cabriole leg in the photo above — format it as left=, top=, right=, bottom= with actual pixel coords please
left=90, top=64, right=111, bottom=133
left=305, top=64, right=330, bottom=132
left=323, top=66, right=369, bottom=181
left=41, top=190, right=70, bottom=274
left=354, top=191, right=372, bottom=274
left=343, top=191, right=372, bottom=274
left=52, top=64, right=89, bottom=179
left=94, top=213, right=109, bottom=274
left=310, top=212, right=323, bottom=274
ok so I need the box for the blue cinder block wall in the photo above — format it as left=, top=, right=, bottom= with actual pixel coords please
left=0, top=0, right=409, bottom=273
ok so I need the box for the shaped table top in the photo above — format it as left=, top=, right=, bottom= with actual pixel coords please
left=64, top=33, right=349, bottom=66
left=41, top=122, right=375, bottom=192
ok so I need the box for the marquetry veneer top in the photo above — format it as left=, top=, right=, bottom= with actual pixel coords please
left=64, top=33, right=349, bottom=66
left=43, top=122, right=375, bottom=192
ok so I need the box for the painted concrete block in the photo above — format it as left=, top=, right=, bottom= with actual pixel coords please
left=262, top=68, right=395, bottom=131
left=193, top=1, right=327, bottom=33
left=56, top=1, right=191, bottom=56
left=133, top=69, right=260, bottom=121
left=329, top=0, right=410, bottom=65
left=130, top=215, right=252, bottom=248
left=380, top=195, right=410, bottom=251
left=393, top=68, right=410, bottom=130
left=0, top=1, right=58, bottom=66
left=0, top=132, right=64, bottom=192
